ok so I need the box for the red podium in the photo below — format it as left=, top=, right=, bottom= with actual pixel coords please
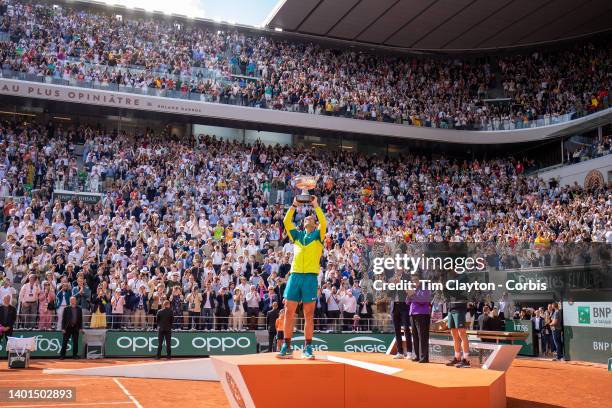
left=212, top=352, right=506, bottom=408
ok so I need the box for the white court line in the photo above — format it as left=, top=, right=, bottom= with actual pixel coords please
left=0, top=378, right=108, bottom=383
left=0, top=402, right=132, bottom=408
left=44, top=358, right=206, bottom=374
left=112, top=378, right=143, bottom=408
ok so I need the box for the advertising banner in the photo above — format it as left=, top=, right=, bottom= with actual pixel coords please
left=563, top=302, right=612, bottom=328
left=104, top=331, right=258, bottom=357
left=104, top=331, right=393, bottom=356
left=52, top=190, right=104, bottom=204
left=563, top=301, right=612, bottom=364
left=0, top=331, right=83, bottom=358
left=290, top=333, right=395, bottom=353
left=504, top=319, right=535, bottom=356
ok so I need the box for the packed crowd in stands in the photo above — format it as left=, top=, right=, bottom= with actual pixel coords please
left=565, top=134, right=611, bottom=163
left=0, top=119, right=610, bottom=342
left=0, top=0, right=610, bottom=130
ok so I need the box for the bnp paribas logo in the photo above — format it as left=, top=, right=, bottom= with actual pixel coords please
left=578, top=306, right=590, bottom=324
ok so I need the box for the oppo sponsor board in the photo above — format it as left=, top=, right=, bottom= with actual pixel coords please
left=562, top=301, right=612, bottom=364
left=0, top=331, right=83, bottom=358
left=104, top=331, right=394, bottom=357
left=105, top=331, right=258, bottom=357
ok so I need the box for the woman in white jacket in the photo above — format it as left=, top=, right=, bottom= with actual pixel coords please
left=230, top=288, right=246, bottom=331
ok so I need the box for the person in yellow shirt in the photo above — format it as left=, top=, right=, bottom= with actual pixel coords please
left=277, top=196, right=326, bottom=360
left=225, top=226, right=233, bottom=243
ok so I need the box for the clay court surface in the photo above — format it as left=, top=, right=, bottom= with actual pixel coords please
left=0, top=358, right=609, bottom=408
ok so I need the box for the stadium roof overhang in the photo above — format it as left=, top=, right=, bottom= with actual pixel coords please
left=264, top=0, right=612, bottom=51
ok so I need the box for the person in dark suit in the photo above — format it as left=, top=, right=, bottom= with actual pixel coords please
left=201, top=284, right=216, bottom=330
left=156, top=300, right=173, bottom=360
left=60, top=296, right=83, bottom=360
left=262, top=287, right=278, bottom=315
left=357, top=290, right=373, bottom=331
left=215, top=287, right=231, bottom=330
left=0, top=294, right=17, bottom=343
left=266, top=302, right=280, bottom=352
left=390, top=273, right=412, bottom=359
left=315, top=287, right=327, bottom=331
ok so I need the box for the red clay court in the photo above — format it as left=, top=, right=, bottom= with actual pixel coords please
left=0, top=358, right=610, bottom=408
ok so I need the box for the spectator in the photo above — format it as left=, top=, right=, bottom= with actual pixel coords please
left=201, top=283, right=216, bottom=330
left=110, top=288, right=125, bottom=329
left=37, top=281, right=55, bottom=330
left=18, top=273, right=40, bottom=328
left=231, top=288, right=246, bottom=331
left=90, top=287, right=109, bottom=329
left=71, top=275, right=91, bottom=326
left=215, top=287, right=231, bottom=330
left=55, top=282, right=72, bottom=330
left=339, top=289, right=357, bottom=331
left=133, top=285, right=149, bottom=329
left=185, top=285, right=202, bottom=330
left=246, top=285, right=260, bottom=330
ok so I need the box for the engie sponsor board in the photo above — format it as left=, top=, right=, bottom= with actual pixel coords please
left=563, top=301, right=612, bottom=364
left=290, top=333, right=394, bottom=353
left=104, top=331, right=257, bottom=357
left=0, top=331, right=83, bottom=357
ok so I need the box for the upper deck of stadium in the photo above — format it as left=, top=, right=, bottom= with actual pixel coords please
left=0, top=0, right=610, bottom=143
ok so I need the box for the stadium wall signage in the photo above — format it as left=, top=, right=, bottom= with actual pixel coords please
left=290, top=333, right=394, bottom=353
left=0, top=331, right=83, bottom=357
left=1, top=78, right=610, bottom=145
left=53, top=189, right=104, bottom=203
left=104, top=331, right=258, bottom=356
left=504, top=319, right=535, bottom=356
left=563, top=301, right=612, bottom=364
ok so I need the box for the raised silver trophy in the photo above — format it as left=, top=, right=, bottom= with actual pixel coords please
left=293, top=175, right=319, bottom=204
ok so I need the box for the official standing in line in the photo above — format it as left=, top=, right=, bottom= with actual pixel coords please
left=266, top=301, right=280, bottom=352
left=408, top=275, right=431, bottom=363
left=390, top=271, right=412, bottom=359
left=0, top=294, right=17, bottom=343
left=156, top=300, right=173, bottom=360
left=60, top=296, right=83, bottom=360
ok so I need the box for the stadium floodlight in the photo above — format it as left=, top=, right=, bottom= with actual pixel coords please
left=274, top=27, right=283, bottom=32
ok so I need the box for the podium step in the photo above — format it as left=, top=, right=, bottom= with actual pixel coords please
left=212, top=352, right=506, bottom=408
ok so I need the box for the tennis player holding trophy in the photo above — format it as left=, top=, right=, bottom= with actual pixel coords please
left=277, top=175, right=326, bottom=360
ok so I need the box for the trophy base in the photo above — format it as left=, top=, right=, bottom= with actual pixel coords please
left=295, top=194, right=313, bottom=204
